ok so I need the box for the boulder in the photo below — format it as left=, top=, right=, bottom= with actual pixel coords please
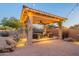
left=0, top=37, right=16, bottom=53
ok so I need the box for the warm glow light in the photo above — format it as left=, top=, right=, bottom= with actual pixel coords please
left=28, top=12, right=33, bottom=16
left=38, top=40, right=52, bottom=44
left=16, top=38, right=27, bottom=48
left=34, top=38, right=53, bottom=45
left=73, top=41, right=79, bottom=45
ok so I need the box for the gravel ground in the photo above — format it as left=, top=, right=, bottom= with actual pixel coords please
left=0, top=39, right=79, bottom=56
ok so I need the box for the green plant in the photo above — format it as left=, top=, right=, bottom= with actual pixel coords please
left=57, top=21, right=62, bottom=28
left=48, top=24, right=55, bottom=28
left=0, top=26, right=13, bottom=30
left=1, top=17, right=21, bottom=29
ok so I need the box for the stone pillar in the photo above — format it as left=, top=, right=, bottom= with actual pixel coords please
left=58, top=22, right=63, bottom=40
left=59, top=27, right=62, bottom=40
left=27, top=12, right=33, bottom=45
left=43, top=24, right=47, bottom=37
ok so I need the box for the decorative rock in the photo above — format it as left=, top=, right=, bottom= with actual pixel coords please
left=0, top=37, right=16, bottom=53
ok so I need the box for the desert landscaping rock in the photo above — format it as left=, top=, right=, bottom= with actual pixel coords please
left=0, top=37, right=16, bottom=53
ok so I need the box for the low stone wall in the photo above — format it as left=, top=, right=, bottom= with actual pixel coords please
left=47, top=28, right=59, bottom=36
left=0, top=29, right=23, bottom=41
left=68, top=29, right=79, bottom=39
left=47, top=28, right=79, bottom=40
left=1, top=29, right=79, bottom=40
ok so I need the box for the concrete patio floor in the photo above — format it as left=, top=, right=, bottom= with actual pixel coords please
left=0, top=38, right=79, bottom=56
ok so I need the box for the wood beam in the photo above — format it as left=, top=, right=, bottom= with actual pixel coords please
left=33, top=14, right=63, bottom=23
left=23, top=6, right=65, bottom=21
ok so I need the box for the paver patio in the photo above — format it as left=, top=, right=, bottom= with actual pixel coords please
left=0, top=38, right=79, bottom=56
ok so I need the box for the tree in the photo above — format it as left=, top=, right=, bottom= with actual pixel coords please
left=70, top=24, right=79, bottom=29
left=1, top=17, right=21, bottom=29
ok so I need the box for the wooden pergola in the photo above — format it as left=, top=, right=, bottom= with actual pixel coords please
left=20, top=5, right=67, bottom=45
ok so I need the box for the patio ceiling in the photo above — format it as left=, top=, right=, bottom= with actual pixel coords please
left=20, top=5, right=66, bottom=25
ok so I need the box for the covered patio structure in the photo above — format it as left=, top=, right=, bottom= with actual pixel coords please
left=19, top=5, right=67, bottom=46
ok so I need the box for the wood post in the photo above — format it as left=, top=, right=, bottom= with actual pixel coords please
left=27, top=12, right=33, bottom=45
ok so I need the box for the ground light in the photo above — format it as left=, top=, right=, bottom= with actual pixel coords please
left=73, top=41, right=79, bottom=45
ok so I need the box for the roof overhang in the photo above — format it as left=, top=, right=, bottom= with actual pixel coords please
left=20, top=5, right=67, bottom=25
